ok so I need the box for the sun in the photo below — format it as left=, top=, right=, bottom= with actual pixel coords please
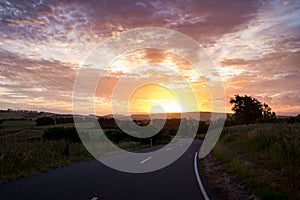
left=128, top=83, right=182, bottom=114
left=160, top=100, right=182, bottom=113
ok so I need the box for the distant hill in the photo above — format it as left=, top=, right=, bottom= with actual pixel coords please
left=111, top=112, right=228, bottom=121
left=0, top=109, right=228, bottom=121
left=0, top=109, right=44, bottom=120
left=0, top=109, right=73, bottom=120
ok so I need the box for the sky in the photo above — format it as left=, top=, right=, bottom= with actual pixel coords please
left=0, top=0, right=299, bottom=116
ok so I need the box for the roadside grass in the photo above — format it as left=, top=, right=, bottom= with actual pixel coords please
left=0, top=133, right=151, bottom=183
left=0, top=129, right=92, bottom=183
left=0, top=121, right=152, bottom=184
left=212, top=123, right=300, bottom=200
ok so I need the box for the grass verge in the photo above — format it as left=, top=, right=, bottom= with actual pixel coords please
left=212, top=123, right=300, bottom=200
left=0, top=121, right=152, bottom=184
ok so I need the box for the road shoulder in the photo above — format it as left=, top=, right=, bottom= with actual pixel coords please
left=201, top=154, right=258, bottom=200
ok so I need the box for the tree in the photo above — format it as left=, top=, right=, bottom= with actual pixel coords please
left=230, top=95, right=263, bottom=124
left=36, top=117, right=55, bottom=126
left=261, top=103, right=276, bottom=122
left=42, top=127, right=81, bottom=142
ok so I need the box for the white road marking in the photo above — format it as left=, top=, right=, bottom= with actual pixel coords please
left=140, top=156, right=152, bottom=164
left=194, top=152, right=209, bottom=200
left=179, top=143, right=183, bottom=146
left=166, top=147, right=173, bottom=151
left=90, top=197, right=98, bottom=200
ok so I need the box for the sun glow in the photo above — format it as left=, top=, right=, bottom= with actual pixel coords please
left=129, top=84, right=182, bottom=114
left=161, top=100, right=182, bottom=113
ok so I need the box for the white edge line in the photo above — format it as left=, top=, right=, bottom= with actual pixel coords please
left=194, top=152, right=210, bottom=200
left=140, top=156, right=152, bottom=164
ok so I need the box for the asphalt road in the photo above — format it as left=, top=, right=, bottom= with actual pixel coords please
left=0, top=140, right=210, bottom=200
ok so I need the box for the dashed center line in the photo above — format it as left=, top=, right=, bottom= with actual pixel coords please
left=166, top=147, right=173, bottom=151
left=140, top=156, right=152, bottom=164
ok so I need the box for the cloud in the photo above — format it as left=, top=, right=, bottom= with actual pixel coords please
left=0, top=0, right=89, bottom=41
left=0, top=0, right=299, bottom=115
left=0, top=0, right=259, bottom=46
left=0, top=50, right=78, bottom=110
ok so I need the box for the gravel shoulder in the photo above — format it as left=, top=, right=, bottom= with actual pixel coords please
left=202, top=154, right=259, bottom=200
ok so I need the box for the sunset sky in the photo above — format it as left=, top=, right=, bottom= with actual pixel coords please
left=0, top=0, right=299, bottom=116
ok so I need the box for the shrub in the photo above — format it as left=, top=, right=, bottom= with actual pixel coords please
left=36, top=117, right=55, bottom=126
left=42, top=127, right=81, bottom=142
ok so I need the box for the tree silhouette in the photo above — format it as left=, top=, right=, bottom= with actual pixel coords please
left=230, top=95, right=263, bottom=124
left=36, top=117, right=55, bottom=126
left=261, top=103, right=276, bottom=122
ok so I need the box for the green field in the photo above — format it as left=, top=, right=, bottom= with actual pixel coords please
left=0, top=111, right=25, bottom=120
left=0, top=120, right=36, bottom=136
left=211, top=123, right=300, bottom=200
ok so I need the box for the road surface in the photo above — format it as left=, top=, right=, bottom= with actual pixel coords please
left=0, top=140, right=212, bottom=200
